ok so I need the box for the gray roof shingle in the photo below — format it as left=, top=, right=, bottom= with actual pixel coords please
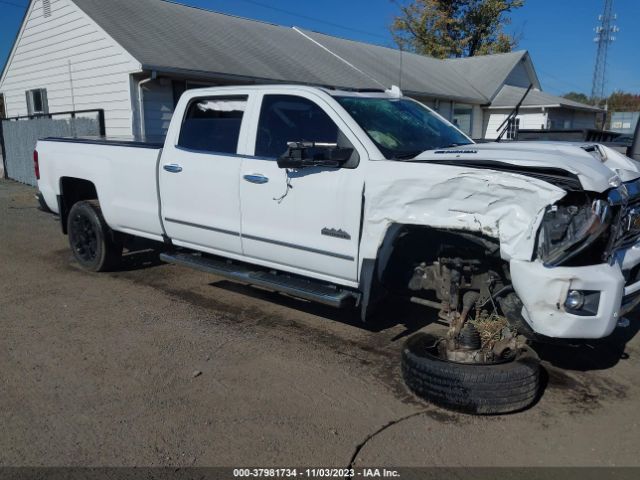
left=72, top=0, right=489, bottom=101
left=446, top=51, right=530, bottom=100
left=70, top=0, right=596, bottom=113
left=297, top=29, right=487, bottom=103
left=72, top=0, right=382, bottom=90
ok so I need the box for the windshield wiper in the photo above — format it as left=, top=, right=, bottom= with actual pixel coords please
left=394, top=151, right=423, bottom=160
left=440, top=142, right=474, bottom=149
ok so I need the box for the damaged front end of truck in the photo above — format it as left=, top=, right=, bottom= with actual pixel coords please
left=363, top=143, right=640, bottom=413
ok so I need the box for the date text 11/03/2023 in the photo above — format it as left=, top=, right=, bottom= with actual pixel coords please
left=233, top=468, right=401, bottom=478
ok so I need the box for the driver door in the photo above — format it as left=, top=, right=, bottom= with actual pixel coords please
left=238, top=92, right=364, bottom=285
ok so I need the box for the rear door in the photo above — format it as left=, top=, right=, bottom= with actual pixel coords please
left=238, top=91, right=365, bottom=285
left=159, top=94, right=249, bottom=255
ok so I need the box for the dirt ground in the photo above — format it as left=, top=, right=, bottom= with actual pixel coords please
left=1, top=178, right=639, bottom=468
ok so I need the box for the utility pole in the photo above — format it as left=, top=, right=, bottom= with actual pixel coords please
left=591, top=0, right=618, bottom=103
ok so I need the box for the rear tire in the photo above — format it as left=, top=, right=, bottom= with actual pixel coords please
left=67, top=200, right=122, bottom=272
left=402, top=333, right=540, bottom=415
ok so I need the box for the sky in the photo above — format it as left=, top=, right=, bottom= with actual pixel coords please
left=0, top=0, right=639, bottom=96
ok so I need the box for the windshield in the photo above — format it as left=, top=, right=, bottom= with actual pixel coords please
left=335, top=96, right=473, bottom=160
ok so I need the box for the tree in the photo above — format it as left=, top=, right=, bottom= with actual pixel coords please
left=607, top=91, right=640, bottom=113
left=562, top=92, right=593, bottom=105
left=562, top=90, right=640, bottom=129
left=391, top=0, right=524, bottom=58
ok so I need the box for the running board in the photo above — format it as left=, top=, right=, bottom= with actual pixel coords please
left=160, top=252, right=360, bottom=308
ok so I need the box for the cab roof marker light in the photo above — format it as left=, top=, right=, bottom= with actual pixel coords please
left=385, top=85, right=403, bottom=99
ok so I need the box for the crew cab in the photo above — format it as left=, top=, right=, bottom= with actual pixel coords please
left=35, top=85, right=640, bottom=412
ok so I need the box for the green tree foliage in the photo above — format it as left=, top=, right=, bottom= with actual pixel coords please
left=391, top=0, right=524, bottom=58
left=607, top=91, right=640, bottom=113
left=562, top=92, right=593, bottom=105
left=563, top=90, right=640, bottom=129
left=563, top=91, right=640, bottom=111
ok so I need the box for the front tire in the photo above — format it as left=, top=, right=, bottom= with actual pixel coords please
left=402, top=333, right=540, bottom=414
left=67, top=200, right=122, bottom=272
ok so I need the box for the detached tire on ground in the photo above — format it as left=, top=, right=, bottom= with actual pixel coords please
left=67, top=200, right=122, bottom=272
left=402, top=333, right=540, bottom=414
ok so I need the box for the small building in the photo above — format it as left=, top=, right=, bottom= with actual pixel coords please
left=0, top=0, right=602, bottom=140
left=610, top=112, right=640, bottom=135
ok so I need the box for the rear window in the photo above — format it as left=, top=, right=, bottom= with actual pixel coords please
left=178, top=96, right=248, bottom=154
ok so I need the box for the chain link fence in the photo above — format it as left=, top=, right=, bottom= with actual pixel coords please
left=0, top=110, right=104, bottom=186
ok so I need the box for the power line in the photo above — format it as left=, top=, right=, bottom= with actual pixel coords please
left=536, top=68, right=589, bottom=93
left=231, top=0, right=388, bottom=40
left=0, top=0, right=28, bottom=8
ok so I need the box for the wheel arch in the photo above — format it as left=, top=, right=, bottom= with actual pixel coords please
left=58, top=177, right=99, bottom=234
left=359, top=223, right=503, bottom=321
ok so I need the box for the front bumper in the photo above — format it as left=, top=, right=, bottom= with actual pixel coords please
left=510, top=243, right=640, bottom=339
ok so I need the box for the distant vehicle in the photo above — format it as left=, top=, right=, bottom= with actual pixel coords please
left=34, top=85, right=640, bottom=414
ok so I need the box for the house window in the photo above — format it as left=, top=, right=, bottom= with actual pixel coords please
left=0, top=93, right=6, bottom=119
left=453, top=103, right=473, bottom=135
left=26, top=89, right=49, bottom=116
left=506, top=118, right=520, bottom=140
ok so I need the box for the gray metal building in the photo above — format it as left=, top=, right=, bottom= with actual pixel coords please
left=611, top=112, right=640, bottom=135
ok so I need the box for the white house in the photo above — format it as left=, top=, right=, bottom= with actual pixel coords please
left=0, top=0, right=602, bottom=140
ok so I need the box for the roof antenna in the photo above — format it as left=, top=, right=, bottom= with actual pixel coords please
left=398, top=45, right=404, bottom=90
left=384, top=46, right=404, bottom=98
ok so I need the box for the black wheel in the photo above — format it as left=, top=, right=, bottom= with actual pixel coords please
left=67, top=200, right=122, bottom=272
left=402, top=333, right=540, bottom=415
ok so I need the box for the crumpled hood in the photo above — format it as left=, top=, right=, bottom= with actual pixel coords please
left=413, top=141, right=640, bottom=193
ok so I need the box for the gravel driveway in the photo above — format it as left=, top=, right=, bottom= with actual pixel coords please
left=1, top=179, right=639, bottom=469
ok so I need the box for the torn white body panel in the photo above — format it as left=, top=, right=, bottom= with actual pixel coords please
left=361, top=154, right=640, bottom=339
left=511, top=239, right=640, bottom=338
left=362, top=160, right=566, bottom=262
left=599, top=145, right=640, bottom=182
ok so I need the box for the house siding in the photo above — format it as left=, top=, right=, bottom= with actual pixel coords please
left=504, top=61, right=531, bottom=89
left=548, top=108, right=597, bottom=130
left=471, top=105, right=483, bottom=139
left=484, top=108, right=548, bottom=139
left=141, top=79, right=175, bottom=137
left=0, top=0, right=141, bottom=136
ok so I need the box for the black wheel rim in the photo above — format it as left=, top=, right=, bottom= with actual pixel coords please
left=71, top=213, right=98, bottom=262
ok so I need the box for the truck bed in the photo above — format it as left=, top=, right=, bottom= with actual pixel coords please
left=37, top=135, right=166, bottom=242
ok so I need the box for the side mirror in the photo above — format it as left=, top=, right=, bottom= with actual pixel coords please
left=277, top=141, right=353, bottom=169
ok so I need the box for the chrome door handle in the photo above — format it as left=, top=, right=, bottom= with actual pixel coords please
left=163, top=164, right=183, bottom=173
left=243, top=174, right=269, bottom=184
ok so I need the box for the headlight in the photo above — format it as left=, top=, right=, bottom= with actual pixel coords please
left=537, top=199, right=612, bottom=266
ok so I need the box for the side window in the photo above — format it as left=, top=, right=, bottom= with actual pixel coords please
left=26, top=89, right=48, bottom=116
left=507, top=118, right=520, bottom=140
left=0, top=93, right=6, bottom=119
left=256, top=95, right=344, bottom=158
left=178, top=95, right=247, bottom=154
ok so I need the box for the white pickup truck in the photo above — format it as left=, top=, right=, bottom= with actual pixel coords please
left=35, top=85, right=640, bottom=413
